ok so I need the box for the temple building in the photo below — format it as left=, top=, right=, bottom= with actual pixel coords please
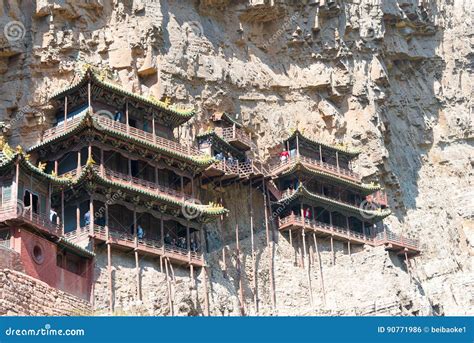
left=268, top=129, right=420, bottom=263
left=0, top=67, right=226, bottom=312
left=0, top=67, right=420, bottom=315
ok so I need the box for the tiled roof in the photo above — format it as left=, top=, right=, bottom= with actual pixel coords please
left=278, top=185, right=391, bottom=221
left=51, top=67, right=196, bottom=126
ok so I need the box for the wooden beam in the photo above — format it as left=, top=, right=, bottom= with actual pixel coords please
left=236, top=223, right=245, bottom=316
left=331, top=236, right=335, bottom=265
left=64, top=96, right=68, bottom=128
left=313, top=233, right=326, bottom=306
left=249, top=181, right=258, bottom=314
left=135, top=250, right=141, bottom=301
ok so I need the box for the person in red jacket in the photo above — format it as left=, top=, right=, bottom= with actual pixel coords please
left=280, top=149, right=289, bottom=162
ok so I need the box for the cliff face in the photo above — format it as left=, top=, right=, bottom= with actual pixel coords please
left=0, top=0, right=472, bottom=316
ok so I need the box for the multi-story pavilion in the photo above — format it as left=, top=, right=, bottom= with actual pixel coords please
left=269, top=129, right=420, bottom=259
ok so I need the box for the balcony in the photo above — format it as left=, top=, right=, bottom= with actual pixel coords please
left=373, top=230, right=420, bottom=256
left=41, top=112, right=205, bottom=161
left=271, top=155, right=360, bottom=182
left=278, top=214, right=420, bottom=255
left=94, top=166, right=194, bottom=203
left=0, top=203, right=62, bottom=237
left=96, top=116, right=203, bottom=158
left=204, top=159, right=267, bottom=180
left=86, top=225, right=204, bottom=266
left=278, top=214, right=370, bottom=245
left=366, top=191, right=388, bottom=208
left=215, top=127, right=254, bottom=151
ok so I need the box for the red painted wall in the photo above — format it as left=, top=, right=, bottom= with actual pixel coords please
left=10, top=228, right=91, bottom=300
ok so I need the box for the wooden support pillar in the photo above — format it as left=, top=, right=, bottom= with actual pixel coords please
left=263, top=179, right=270, bottom=246
left=348, top=241, right=351, bottom=258
left=362, top=221, right=366, bottom=238
left=200, top=225, right=210, bottom=316
left=76, top=150, right=81, bottom=173
left=191, top=176, right=195, bottom=198
left=180, top=175, right=184, bottom=196
left=125, top=101, right=129, bottom=134
left=133, top=210, right=137, bottom=245
left=100, top=148, right=104, bottom=176
left=155, top=167, right=159, bottom=186
left=266, top=185, right=277, bottom=311
left=330, top=236, right=335, bottom=265
left=186, top=225, right=191, bottom=263
left=290, top=228, right=296, bottom=265
left=236, top=223, right=245, bottom=316
left=319, top=144, right=323, bottom=164
left=300, top=204, right=313, bottom=306
left=296, top=132, right=300, bottom=157
left=152, top=115, right=156, bottom=144
left=164, top=259, right=173, bottom=315
left=76, top=204, right=80, bottom=230
left=64, top=96, right=68, bottom=128
left=135, top=250, right=141, bottom=301
left=61, top=190, right=65, bottom=233
left=105, top=202, right=113, bottom=312
left=54, top=160, right=59, bottom=175
left=89, top=196, right=94, bottom=234
left=128, top=159, right=132, bottom=179
left=336, top=151, right=340, bottom=172
left=313, top=233, right=326, bottom=306
left=87, top=81, right=92, bottom=110
left=249, top=181, right=258, bottom=314
left=405, top=251, right=411, bottom=282
left=161, top=215, right=165, bottom=255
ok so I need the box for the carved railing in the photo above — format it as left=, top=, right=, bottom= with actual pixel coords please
left=270, top=155, right=360, bottom=181
left=92, top=225, right=203, bottom=262
left=373, top=230, right=419, bottom=251
left=279, top=214, right=370, bottom=242
left=42, top=113, right=86, bottom=140
left=90, top=165, right=194, bottom=202
left=96, top=116, right=203, bottom=157
left=215, top=126, right=254, bottom=149
left=0, top=203, right=62, bottom=237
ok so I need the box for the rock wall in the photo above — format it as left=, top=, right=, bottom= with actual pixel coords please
left=0, top=0, right=472, bottom=316
left=0, top=269, right=91, bottom=315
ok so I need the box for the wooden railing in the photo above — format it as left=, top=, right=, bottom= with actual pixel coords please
left=96, top=116, right=203, bottom=157
left=373, top=230, right=419, bottom=250
left=215, top=126, right=254, bottom=149
left=42, top=111, right=87, bottom=140
left=212, top=158, right=269, bottom=178
left=0, top=203, right=62, bottom=237
left=270, top=155, right=360, bottom=181
left=92, top=225, right=203, bottom=262
left=93, top=165, right=194, bottom=202
left=279, top=214, right=370, bottom=242
left=279, top=214, right=420, bottom=251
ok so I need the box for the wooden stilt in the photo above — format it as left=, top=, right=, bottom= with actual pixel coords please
left=405, top=251, right=411, bottom=282
left=348, top=241, right=351, bottom=259
left=105, top=203, right=113, bottom=313
left=313, top=233, right=326, bottom=306
left=190, top=264, right=195, bottom=289
left=300, top=205, right=313, bottom=306
left=264, top=184, right=276, bottom=311
left=289, top=229, right=296, bottom=266
left=164, top=259, right=173, bottom=315
left=330, top=235, right=335, bottom=265
left=263, top=179, right=270, bottom=246
left=249, top=181, right=258, bottom=314
left=135, top=250, right=141, bottom=301
left=203, top=266, right=210, bottom=316
left=236, top=223, right=245, bottom=316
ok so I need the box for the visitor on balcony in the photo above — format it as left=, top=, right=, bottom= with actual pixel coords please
left=49, top=208, right=58, bottom=224
left=164, top=233, right=172, bottom=245
left=114, top=110, right=122, bottom=122
left=190, top=239, right=198, bottom=252
left=215, top=152, right=224, bottom=161
left=280, top=149, right=289, bottom=162
left=304, top=208, right=311, bottom=222
left=137, top=224, right=144, bottom=239
left=227, top=153, right=236, bottom=166
left=84, top=210, right=91, bottom=226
